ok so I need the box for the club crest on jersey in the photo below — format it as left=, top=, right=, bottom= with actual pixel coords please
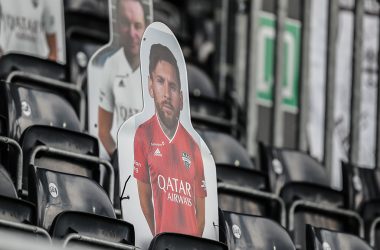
left=182, top=152, right=191, bottom=169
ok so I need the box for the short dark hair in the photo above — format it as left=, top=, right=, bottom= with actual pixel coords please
left=149, top=43, right=180, bottom=88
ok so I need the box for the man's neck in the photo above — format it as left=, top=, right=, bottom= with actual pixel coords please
left=157, top=115, right=178, bottom=140
left=124, top=48, right=139, bottom=71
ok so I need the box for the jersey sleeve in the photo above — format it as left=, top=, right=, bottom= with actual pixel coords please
left=133, top=127, right=150, bottom=183
left=42, top=0, right=56, bottom=34
left=98, top=57, right=115, bottom=112
left=194, top=144, right=207, bottom=198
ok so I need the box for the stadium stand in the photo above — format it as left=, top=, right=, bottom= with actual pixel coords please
left=221, top=210, right=296, bottom=249
left=259, top=143, right=364, bottom=249
left=0, top=0, right=379, bottom=249
left=306, top=224, right=373, bottom=250
left=342, top=162, right=380, bottom=249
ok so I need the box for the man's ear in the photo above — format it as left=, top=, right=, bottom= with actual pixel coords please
left=180, top=90, right=183, bottom=111
left=148, top=75, right=154, bottom=98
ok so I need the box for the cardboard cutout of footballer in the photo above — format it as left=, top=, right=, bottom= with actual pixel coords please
left=118, top=22, right=219, bottom=249
left=87, top=0, right=153, bottom=159
left=0, top=0, right=66, bottom=64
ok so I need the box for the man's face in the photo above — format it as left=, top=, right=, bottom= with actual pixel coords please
left=118, top=0, right=146, bottom=57
left=149, top=60, right=183, bottom=130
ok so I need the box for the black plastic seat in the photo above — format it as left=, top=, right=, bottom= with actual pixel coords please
left=64, top=0, right=109, bottom=85
left=259, top=143, right=363, bottom=250
left=306, top=225, right=373, bottom=250
left=51, top=211, right=134, bottom=249
left=222, top=210, right=296, bottom=249
left=0, top=153, right=49, bottom=241
left=149, top=232, right=227, bottom=250
left=27, top=143, right=115, bottom=213
left=342, top=162, right=380, bottom=249
left=198, top=129, right=254, bottom=169
left=19, top=125, right=99, bottom=197
left=0, top=163, right=17, bottom=198
left=187, top=64, right=238, bottom=134
left=0, top=163, right=34, bottom=225
left=29, top=168, right=115, bottom=231
left=199, top=130, right=284, bottom=224
left=0, top=54, right=66, bottom=81
left=0, top=75, right=83, bottom=141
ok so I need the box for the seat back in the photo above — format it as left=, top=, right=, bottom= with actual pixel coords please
left=342, top=161, right=380, bottom=211
left=222, top=210, right=295, bottom=249
left=199, top=129, right=255, bottom=169
left=149, top=232, right=228, bottom=250
left=0, top=195, right=35, bottom=225
left=20, top=125, right=99, bottom=196
left=306, top=225, right=372, bottom=250
left=64, top=0, right=109, bottom=20
left=67, top=28, right=109, bottom=85
left=259, top=142, right=330, bottom=195
left=187, top=64, right=217, bottom=99
left=0, top=54, right=66, bottom=81
left=29, top=168, right=115, bottom=230
left=0, top=77, right=83, bottom=141
left=293, top=206, right=362, bottom=250
left=51, top=211, right=134, bottom=245
left=187, top=65, right=235, bottom=133
left=0, top=163, right=17, bottom=198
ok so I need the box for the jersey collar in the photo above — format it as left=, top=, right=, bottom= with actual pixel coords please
left=155, top=114, right=179, bottom=144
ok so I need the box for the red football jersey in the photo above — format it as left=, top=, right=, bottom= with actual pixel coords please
left=133, top=114, right=207, bottom=236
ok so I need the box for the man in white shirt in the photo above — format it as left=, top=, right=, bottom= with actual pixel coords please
left=98, top=0, right=146, bottom=157
left=0, top=0, right=57, bottom=60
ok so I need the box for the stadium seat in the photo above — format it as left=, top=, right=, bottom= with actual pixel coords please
left=0, top=169, right=50, bottom=242
left=342, top=162, right=380, bottom=249
left=19, top=125, right=99, bottom=197
left=29, top=167, right=115, bottom=230
left=149, top=232, right=228, bottom=250
left=0, top=54, right=67, bottom=82
left=221, top=210, right=296, bottom=249
left=0, top=138, right=50, bottom=242
left=0, top=73, right=84, bottom=141
left=306, top=224, right=373, bottom=250
left=29, top=164, right=134, bottom=249
left=187, top=64, right=238, bottom=135
left=0, top=161, right=35, bottom=226
left=51, top=211, right=134, bottom=249
left=197, top=129, right=254, bottom=169
left=28, top=144, right=114, bottom=204
left=259, top=143, right=364, bottom=249
left=0, top=136, right=23, bottom=194
left=64, top=0, right=109, bottom=85
left=199, top=130, right=285, bottom=224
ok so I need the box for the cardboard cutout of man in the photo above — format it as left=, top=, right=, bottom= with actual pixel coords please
left=98, top=0, right=146, bottom=157
left=133, top=43, right=206, bottom=237
left=0, top=0, right=58, bottom=60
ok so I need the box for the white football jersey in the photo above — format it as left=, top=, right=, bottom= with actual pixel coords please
left=0, top=0, right=55, bottom=57
left=99, top=47, right=143, bottom=139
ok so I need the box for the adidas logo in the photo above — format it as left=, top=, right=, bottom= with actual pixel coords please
left=154, top=148, right=162, bottom=157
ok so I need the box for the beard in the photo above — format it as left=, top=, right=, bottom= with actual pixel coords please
left=156, top=100, right=180, bottom=130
